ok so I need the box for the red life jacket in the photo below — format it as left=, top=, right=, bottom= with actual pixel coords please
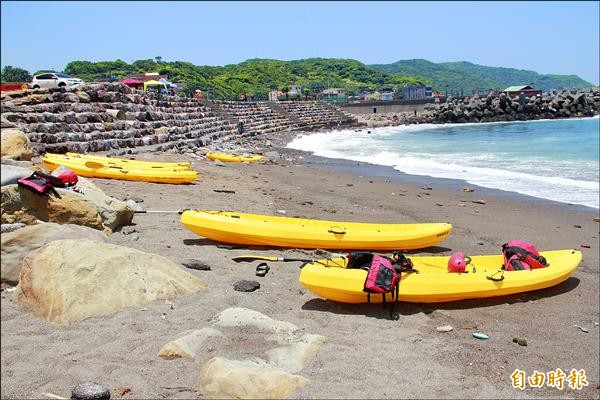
left=17, top=171, right=64, bottom=195
left=502, top=240, right=548, bottom=271
left=346, top=252, right=415, bottom=319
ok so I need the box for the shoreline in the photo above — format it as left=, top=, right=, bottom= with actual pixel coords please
left=278, top=118, right=599, bottom=213
left=301, top=153, right=599, bottom=215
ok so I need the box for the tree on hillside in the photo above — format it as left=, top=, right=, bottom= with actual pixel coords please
left=1, top=66, right=32, bottom=83
left=155, top=56, right=163, bottom=64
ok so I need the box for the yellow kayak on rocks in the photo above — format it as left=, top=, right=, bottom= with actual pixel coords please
left=180, top=210, right=452, bottom=250
left=42, top=155, right=198, bottom=184
left=206, top=152, right=265, bottom=163
left=299, top=250, right=581, bottom=303
left=58, top=152, right=192, bottom=169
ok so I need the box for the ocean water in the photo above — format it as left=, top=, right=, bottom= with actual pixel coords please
left=287, top=117, right=600, bottom=209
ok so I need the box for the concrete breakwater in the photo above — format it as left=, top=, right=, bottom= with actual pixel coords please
left=358, top=89, right=600, bottom=127
left=0, top=83, right=357, bottom=155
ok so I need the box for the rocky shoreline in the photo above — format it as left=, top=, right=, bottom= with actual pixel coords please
left=2, top=84, right=598, bottom=156
left=357, top=88, right=600, bottom=127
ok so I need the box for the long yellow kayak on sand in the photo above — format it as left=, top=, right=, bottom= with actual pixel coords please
left=42, top=155, right=198, bottom=184
left=206, top=152, right=265, bottom=163
left=299, top=250, right=581, bottom=303
left=58, top=152, right=192, bottom=169
left=180, top=210, right=452, bottom=250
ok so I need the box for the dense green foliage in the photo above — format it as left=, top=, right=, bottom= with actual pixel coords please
left=370, top=59, right=593, bottom=94
left=1, top=66, right=32, bottom=83
left=64, top=58, right=425, bottom=99
left=58, top=57, right=594, bottom=99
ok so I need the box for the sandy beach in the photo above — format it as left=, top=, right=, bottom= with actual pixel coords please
left=1, top=135, right=598, bottom=399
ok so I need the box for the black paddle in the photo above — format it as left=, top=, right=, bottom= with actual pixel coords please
left=232, top=255, right=316, bottom=263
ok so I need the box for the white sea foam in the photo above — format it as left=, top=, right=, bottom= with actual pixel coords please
left=288, top=120, right=600, bottom=209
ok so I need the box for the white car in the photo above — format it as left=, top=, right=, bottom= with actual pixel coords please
left=30, top=73, right=83, bottom=89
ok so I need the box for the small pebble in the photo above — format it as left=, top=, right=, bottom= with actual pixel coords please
left=512, top=337, right=528, bottom=346
left=276, top=209, right=286, bottom=215
left=436, top=325, right=453, bottom=332
left=573, top=225, right=582, bottom=228
left=472, top=199, right=486, bottom=205
left=472, top=332, right=489, bottom=340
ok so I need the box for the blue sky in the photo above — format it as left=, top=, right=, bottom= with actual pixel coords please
left=1, top=1, right=598, bottom=84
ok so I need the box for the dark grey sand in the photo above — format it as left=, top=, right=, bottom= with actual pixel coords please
left=1, top=143, right=598, bottom=399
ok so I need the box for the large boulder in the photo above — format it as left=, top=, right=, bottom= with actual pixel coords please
left=16, top=239, right=207, bottom=325
left=1, top=223, right=108, bottom=285
left=194, top=307, right=326, bottom=399
left=199, top=357, right=309, bottom=400
left=1, top=184, right=105, bottom=231
left=52, top=166, right=134, bottom=231
left=1, top=129, right=33, bottom=161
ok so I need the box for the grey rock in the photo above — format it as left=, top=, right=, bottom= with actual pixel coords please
left=0, top=222, right=26, bottom=234
left=233, top=280, right=260, bottom=292
left=71, top=381, right=111, bottom=400
left=182, top=259, right=212, bottom=271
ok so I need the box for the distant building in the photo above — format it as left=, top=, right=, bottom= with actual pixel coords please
left=269, top=90, right=284, bottom=101
left=380, top=91, right=394, bottom=101
left=288, top=85, right=302, bottom=97
left=365, top=91, right=381, bottom=101
left=503, top=85, right=542, bottom=97
left=322, top=88, right=346, bottom=95
left=127, top=72, right=168, bottom=83
left=320, top=88, right=348, bottom=104
left=403, top=84, right=433, bottom=100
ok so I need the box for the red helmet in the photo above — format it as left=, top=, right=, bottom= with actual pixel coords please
left=448, top=252, right=471, bottom=273
left=58, top=170, right=78, bottom=186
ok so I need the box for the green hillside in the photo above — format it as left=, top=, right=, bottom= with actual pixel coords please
left=370, top=59, right=593, bottom=94
left=64, top=58, right=425, bottom=99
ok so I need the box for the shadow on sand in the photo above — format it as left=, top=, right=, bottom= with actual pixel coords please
left=182, top=239, right=453, bottom=255
left=301, top=277, right=581, bottom=320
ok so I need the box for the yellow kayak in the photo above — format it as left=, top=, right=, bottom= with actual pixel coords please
left=299, top=250, right=581, bottom=303
left=206, top=152, right=265, bottom=163
left=180, top=210, right=451, bottom=250
left=42, top=155, right=198, bottom=184
left=56, top=152, right=192, bottom=169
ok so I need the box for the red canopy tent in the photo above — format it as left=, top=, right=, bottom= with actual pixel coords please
left=120, top=78, right=144, bottom=88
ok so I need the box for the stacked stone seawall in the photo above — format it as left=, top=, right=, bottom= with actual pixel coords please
left=0, top=82, right=357, bottom=155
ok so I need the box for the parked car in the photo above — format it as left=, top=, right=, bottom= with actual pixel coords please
left=30, top=73, right=83, bottom=89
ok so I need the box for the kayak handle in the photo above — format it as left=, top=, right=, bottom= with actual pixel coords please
left=328, top=226, right=346, bottom=235
left=486, top=270, right=505, bottom=281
